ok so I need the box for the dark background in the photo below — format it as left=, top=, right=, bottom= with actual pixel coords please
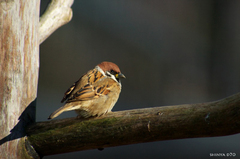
left=38, top=1, right=240, bottom=158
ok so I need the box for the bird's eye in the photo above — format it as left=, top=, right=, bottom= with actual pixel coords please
left=110, top=70, right=116, bottom=74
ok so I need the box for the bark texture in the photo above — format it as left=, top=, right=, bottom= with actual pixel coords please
left=0, top=0, right=40, bottom=158
left=27, top=93, right=240, bottom=156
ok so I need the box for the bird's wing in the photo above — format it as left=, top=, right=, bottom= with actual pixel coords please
left=60, top=79, right=79, bottom=103
left=66, top=77, right=116, bottom=102
left=61, top=68, right=114, bottom=103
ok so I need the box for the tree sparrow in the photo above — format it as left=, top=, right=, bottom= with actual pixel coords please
left=48, top=61, right=126, bottom=119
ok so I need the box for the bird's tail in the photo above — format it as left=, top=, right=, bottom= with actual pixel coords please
left=48, top=103, right=80, bottom=119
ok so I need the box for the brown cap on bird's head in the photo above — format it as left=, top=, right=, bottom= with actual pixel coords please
left=98, top=61, right=126, bottom=79
left=98, top=61, right=121, bottom=73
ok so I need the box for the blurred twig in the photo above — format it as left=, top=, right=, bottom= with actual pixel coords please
left=39, top=0, right=74, bottom=44
left=26, top=93, right=240, bottom=156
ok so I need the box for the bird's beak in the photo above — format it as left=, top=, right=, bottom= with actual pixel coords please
left=116, top=73, right=126, bottom=79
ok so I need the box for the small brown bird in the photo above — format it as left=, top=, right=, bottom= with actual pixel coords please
left=48, top=61, right=126, bottom=119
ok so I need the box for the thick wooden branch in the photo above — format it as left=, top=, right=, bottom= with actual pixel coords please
left=39, top=0, right=74, bottom=44
left=26, top=93, right=240, bottom=157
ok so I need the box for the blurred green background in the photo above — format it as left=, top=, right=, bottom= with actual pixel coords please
left=38, top=1, right=240, bottom=158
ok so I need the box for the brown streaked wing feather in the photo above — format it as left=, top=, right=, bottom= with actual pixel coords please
left=66, top=77, right=116, bottom=103
left=61, top=81, right=77, bottom=103
left=87, top=68, right=104, bottom=84
left=61, top=68, right=102, bottom=103
left=67, top=84, right=97, bottom=102
left=63, top=68, right=104, bottom=102
left=95, top=84, right=111, bottom=96
left=60, top=72, right=88, bottom=103
left=93, top=78, right=117, bottom=96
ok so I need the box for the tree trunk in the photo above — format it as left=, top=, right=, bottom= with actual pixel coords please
left=0, top=0, right=40, bottom=158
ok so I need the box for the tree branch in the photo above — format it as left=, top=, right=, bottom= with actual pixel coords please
left=39, top=0, right=74, bottom=44
left=26, top=93, right=240, bottom=157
